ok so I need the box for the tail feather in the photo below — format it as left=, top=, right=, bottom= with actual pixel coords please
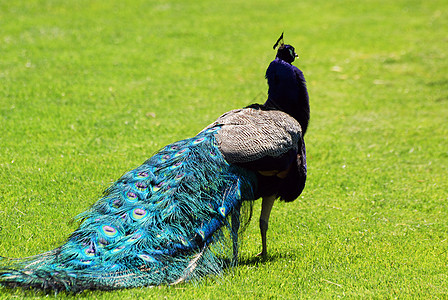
left=0, top=126, right=257, bottom=292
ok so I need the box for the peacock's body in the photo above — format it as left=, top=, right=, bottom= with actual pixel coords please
left=0, top=34, right=309, bottom=292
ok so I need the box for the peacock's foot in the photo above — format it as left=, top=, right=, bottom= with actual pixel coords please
left=256, top=250, right=267, bottom=258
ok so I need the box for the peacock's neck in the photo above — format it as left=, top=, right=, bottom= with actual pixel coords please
left=264, top=58, right=310, bottom=136
left=264, top=94, right=309, bottom=136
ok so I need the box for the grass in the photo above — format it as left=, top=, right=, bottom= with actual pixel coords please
left=1, top=0, right=447, bottom=298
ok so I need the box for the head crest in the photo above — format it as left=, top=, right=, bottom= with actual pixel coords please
left=272, top=32, right=298, bottom=63
left=273, top=32, right=284, bottom=50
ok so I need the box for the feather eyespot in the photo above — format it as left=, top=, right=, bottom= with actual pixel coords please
left=110, top=245, right=125, bottom=253
left=138, top=254, right=157, bottom=263
left=218, top=206, right=226, bottom=217
left=83, top=247, right=95, bottom=257
left=101, top=225, right=119, bottom=238
left=135, top=182, right=148, bottom=191
left=196, top=229, right=205, bottom=240
left=78, top=259, right=93, bottom=265
left=169, top=160, right=183, bottom=170
left=192, top=137, right=206, bottom=144
left=130, top=233, right=142, bottom=241
left=206, top=127, right=220, bottom=133
left=174, top=149, right=188, bottom=157
left=137, top=171, right=150, bottom=178
left=178, top=236, right=189, bottom=246
left=152, top=181, right=165, bottom=192
left=112, top=199, right=122, bottom=208
left=126, top=191, right=138, bottom=202
left=98, top=238, right=109, bottom=246
left=131, top=208, right=148, bottom=221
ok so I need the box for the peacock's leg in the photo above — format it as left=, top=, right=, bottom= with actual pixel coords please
left=231, top=208, right=240, bottom=265
left=257, top=194, right=276, bottom=257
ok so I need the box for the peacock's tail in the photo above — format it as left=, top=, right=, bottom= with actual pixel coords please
left=0, top=126, right=257, bottom=292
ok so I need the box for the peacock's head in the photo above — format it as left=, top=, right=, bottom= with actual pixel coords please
left=272, top=32, right=299, bottom=64
left=276, top=44, right=298, bottom=64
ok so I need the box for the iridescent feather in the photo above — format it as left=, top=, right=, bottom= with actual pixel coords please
left=0, top=126, right=257, bottom=292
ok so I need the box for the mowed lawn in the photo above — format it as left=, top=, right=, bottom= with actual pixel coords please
left=0, top=0, right=447, bottom=298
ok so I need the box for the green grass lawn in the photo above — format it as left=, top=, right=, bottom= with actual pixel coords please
left=1, top=0, right=447, bottom=298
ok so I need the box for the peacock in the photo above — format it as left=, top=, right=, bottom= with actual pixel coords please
left=0, top=33, right=309, bottom=292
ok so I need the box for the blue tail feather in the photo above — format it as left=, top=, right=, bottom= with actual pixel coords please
left=0, top=126, right=257, bottom=292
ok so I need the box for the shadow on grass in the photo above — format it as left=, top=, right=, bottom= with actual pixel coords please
left=0, top=285, right=122, bottom=298
left=238, top=251, right=298, bottom=267
left=0, top=251, right=301, bottom=297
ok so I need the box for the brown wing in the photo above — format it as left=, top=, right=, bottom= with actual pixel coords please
left=203, top=108, right=302, bottom=165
